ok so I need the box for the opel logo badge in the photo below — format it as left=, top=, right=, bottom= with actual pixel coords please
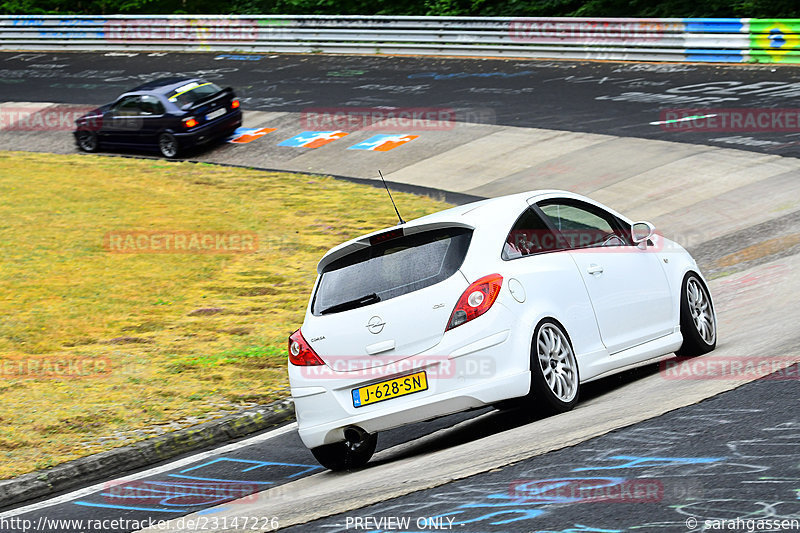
left=366, top=316, right=386, bottom=334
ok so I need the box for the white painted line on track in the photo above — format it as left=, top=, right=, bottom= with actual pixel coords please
left=0, top=422, right=297, bottom=518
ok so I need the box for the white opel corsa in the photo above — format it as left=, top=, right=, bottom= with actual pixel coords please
left=288, top=190, right=716, bottom=470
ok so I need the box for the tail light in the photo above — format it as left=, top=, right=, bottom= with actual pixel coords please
left=446, top=274, right=503, bottom=331
left=183, top=116, right=198, bottom=128
left=288, top=329, right=324, bottom=366
left=231, top=99, right=240, bottom=109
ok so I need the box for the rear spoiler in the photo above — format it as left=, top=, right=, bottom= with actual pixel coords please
left=316, top=221, right=474, bottom=274
left=184, top=87, right=235, bottom=110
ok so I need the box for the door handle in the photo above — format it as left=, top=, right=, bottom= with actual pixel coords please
left=587, top=264, right=604, bottom=275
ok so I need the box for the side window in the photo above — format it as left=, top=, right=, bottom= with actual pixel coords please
left=139, top=95, right=164, bottom=115
left=538, top=201, right=629, bottom=249
left=502, top=208, right=566, bottom=260
left=113, top=96, right=142, bottom=116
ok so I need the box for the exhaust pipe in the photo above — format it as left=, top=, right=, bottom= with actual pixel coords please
left=343, top=426, right=370, bottom=450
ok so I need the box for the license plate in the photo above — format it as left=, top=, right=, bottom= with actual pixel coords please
left=206, top=108, right=227, bottom=120
left=352, top=371, right=427, bottom=408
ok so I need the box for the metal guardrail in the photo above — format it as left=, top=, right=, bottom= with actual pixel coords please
left=1, top=15, right=799, bottom=63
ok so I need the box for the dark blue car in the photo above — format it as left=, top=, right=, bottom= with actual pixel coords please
left=74, top=77, right=242, bottom=158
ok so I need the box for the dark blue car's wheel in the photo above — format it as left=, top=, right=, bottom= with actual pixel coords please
left=76, top=131, right=98, bottom=153
left=158, top=132, right=179, bottom=158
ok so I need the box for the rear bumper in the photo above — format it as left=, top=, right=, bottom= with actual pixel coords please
left=174, top=111, right=242, bottom=147
left=289, top=308, right=532, bottom=449
left=294, top=369, right=530, bottom=449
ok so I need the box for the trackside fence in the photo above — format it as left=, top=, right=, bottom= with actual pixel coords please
left=1, top=15, right=799, bottom=63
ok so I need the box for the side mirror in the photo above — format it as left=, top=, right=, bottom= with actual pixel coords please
left=631, top=221, right=655, bottom=249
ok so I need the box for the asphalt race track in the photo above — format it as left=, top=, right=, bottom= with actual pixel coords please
left=289, top=377, right=800, bottom=533
left=0, top=51, right=799, bottom=533
left=4, top=52, right=800, bottom=156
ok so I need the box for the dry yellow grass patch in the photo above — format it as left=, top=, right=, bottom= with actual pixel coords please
left=0, top=151, right=451, bottom=478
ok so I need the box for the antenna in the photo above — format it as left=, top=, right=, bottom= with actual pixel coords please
left=378, top=170, right=405, bottom=225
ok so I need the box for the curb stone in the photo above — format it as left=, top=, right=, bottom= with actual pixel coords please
left=0, top=398, right=295, bottom=511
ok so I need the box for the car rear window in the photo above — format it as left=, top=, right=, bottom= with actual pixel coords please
left=312, top=227, right=472, bottom=316
left=167, top=81, right=222, bottom=107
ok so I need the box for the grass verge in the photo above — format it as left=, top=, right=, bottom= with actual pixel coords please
left=0, top=151, right=451, bottom=479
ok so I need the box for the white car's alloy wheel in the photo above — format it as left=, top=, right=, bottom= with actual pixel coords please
left=676, top=273, right=717, bottom=357
left=687, top=277, right=715, bottom=345
left=527, top=319, right=580, bottom=414
left=537, top=323, right=579, bottom=403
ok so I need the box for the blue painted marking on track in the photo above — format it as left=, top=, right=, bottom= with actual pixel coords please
left=71, top=458, right=322, bottom=512
left=74, top=501, right=188, bottom=513
left=166, top=474, right=272, bottom=483
left=277, top=131, right=346, bottom=147
left=425, top=508, right=546, bottom=526
left=173, top=457, right=321, bottom=479
left=572, top=455, right=725, bottom=471
left=198, top=506, right=229, bottom=514
left=347, top=134, right=417, bottom=151
left=99, top=479, right=262, bottom=507
left=215, top=54, right=263, bottom=61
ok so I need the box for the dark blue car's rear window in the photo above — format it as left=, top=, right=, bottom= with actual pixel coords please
left=167, top=82, right=222, bottom=107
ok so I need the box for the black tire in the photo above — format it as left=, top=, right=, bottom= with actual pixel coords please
left=76, top=130, right=98, bottom=153
left=676, top=273, right=717, bottom=357
left=158, top=132, right=179, bottom=158
left=525, top=319, right=580, bottom=415
left=310, top=432, right=377, bottom=471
